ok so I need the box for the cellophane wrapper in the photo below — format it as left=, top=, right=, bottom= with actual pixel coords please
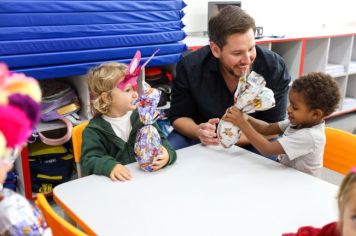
left=134, top=82, right=162, bottom=172
left=0, top=188, right=48, bottom=236
left=218, top=71, right=275, bottom=148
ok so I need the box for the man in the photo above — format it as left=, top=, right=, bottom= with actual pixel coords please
left=168, top=6, right=291, bottom=153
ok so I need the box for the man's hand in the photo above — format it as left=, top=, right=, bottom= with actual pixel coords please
left=110, top=164, right=132, bottom=181
left=197, top=118, right=220, bottom=146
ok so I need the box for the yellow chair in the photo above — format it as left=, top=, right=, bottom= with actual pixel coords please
left=35, top=193, right=88, bottom=236
left=323, top=127, right=356, bottom=175
left=72, top=120, right=89, bottom=178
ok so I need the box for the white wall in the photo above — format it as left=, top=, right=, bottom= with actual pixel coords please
left=183, top=0, right=356, bottom=36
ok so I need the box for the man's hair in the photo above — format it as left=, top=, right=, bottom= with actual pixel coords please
left=291, top=72, right=340, bottom=116
left=86, top=62, right=127, bottom=117
left=208, top=5, right=256, bottom=48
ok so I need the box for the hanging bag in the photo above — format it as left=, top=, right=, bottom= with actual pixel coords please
left=38, top=81, right=81, bottom=145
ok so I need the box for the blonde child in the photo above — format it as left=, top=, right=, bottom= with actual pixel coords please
left=81, top=62, right=176, bottom=181
left=283, top=167, right=356, bottom=236
left=223, top=72, right=340, bottom=177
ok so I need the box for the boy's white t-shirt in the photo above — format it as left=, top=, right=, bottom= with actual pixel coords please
left=277, top=119, right=325, bottom=177
left=102, top=111, right=132, bottom=142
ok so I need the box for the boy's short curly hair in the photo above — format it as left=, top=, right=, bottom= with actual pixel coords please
left=86, top=62, right=127, bottom=117
left=291, top=72, right=341, bottom=116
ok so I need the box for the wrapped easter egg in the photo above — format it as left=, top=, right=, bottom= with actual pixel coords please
left=0, top=188, right=48, bottom=236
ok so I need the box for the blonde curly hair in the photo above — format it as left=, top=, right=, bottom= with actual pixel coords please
left=337, top=170, right=356, bottom=232
left=86, top=62, right=128, bottom=117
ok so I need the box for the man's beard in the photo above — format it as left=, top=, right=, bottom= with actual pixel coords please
left=220, top=61, right=250, bottom=79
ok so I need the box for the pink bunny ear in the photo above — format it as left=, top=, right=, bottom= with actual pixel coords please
left=136, top=49, right=160, bottom=94
left=141, top=49, right=160, bottom=68
left=117, top=49, right=160, bottom=91
left=118, top=50, right=142, bottom=91
left=127, top=50, right=141, bottom=75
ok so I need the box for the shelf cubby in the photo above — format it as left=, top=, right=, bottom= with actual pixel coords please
left=328, top=36, right=353, bottom=75
left=334, top=75, right=348, bottom=111
left=349, top=38, right=356, bottom=74
left=18, top=75, right=90, bottom=200
left=303, top=38, right=329, bottom=74
left=37, top=75, right=91, bottom=132
left=346, top=74, right=356, bottom=98
left=271, top=40, right=302, bottom=80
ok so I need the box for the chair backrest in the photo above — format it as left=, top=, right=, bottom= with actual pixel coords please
left=72, top=120, right=89, bottom=178
left=35, top=193, right=88, bottom=236
left=324, top=127, right=356, bottom=175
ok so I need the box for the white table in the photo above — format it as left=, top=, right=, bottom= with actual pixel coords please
left=54, top=144, right=338, bottom=236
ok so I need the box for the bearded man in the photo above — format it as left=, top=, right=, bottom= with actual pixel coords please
left=168, top=6, right=291, bottom=153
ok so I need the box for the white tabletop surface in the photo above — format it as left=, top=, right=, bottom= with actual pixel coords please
left=54, top=144, right=338, bottom=236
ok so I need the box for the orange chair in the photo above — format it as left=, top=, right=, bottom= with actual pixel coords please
left=323, top=127, right=356, bottom=175
left=72, top=121, right=89, bottom=178
left=35, top=193, right=88, bottom=236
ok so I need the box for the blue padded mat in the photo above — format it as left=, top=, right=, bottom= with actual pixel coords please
left=0, top=21, right=185, bottom=40
left=3, top=43, right=187, bottom=68
left=14, top=53, right=183, bottom=80
left=0, top=1, right=186, bottom=13
left=1, top=0, right=187, bottom=79
left=0, top=11, right=184, bottom=27
left=0, top=31, right=186, bottom=55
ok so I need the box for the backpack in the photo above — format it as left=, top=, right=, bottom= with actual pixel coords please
left=40, top=80, right=80, bottom=122
left=28, top=142, right=74, bottom=193
left=38, top=80, right=81, bottom=145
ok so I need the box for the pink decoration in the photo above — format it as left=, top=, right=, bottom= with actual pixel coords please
left=117, top=50, right=141, bottom=91
left=117, top=49, right=159, bottom=91
left=0, top=63, right=41, bottom=158
left=9, top=94, right=41, bottom=128
left=0, top=105, right=31, bottom=148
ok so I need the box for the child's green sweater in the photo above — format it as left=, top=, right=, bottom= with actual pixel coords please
left=81, top=110, right=176, bottom=176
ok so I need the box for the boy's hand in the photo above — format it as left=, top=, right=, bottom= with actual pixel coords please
left=152, top=146, right=169, bottom=171
left=223, top=106, right=247, bottom=126
left=110, top=164, right=132, bottom=181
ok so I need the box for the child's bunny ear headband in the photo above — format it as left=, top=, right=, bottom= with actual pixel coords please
left=117, top=49, right=159, bottom=91
left=351, top=166, right=356, bottom=173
